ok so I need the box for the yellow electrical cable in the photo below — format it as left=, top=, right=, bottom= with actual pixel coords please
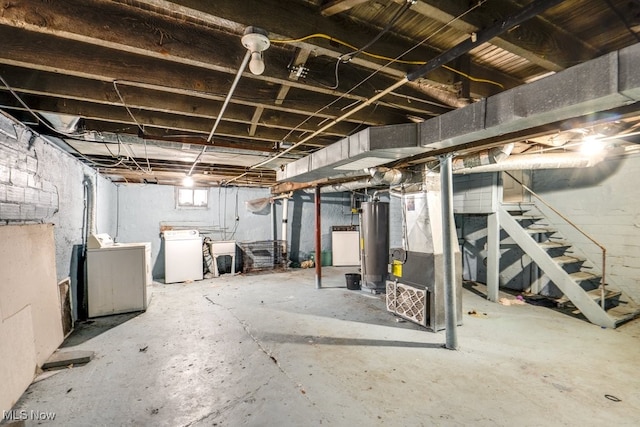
left=271, top=33, right=504, bottom=89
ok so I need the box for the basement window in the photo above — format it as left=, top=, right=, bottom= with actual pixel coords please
left=176, top=188, right=208, bottom=208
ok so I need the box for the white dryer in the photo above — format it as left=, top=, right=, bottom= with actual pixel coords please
left=163, top=229, right=203, bottom=283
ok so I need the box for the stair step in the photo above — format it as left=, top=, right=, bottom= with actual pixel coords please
left=607, top=304, right=640, bottom=326
left=510, top=215, right=546, bottom=221
left=585, top=288, right=621, bottom=302
left=569, top=271, right=601, bottom=282
left=569, top=288, right=623, bottom=315
left=552, top=255, right=585, bottom=266
left=503, top=203, right=535, bottom=213
left=557, top=288, right=620, bottom=308
left=526, top=226, right=557, bottom=234
left=538, top=240, right=571, bottom=249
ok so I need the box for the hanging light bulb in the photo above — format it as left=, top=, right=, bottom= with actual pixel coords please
left=580, top=134, right=605, bottom=157
left=182, top=175, right=194, bottom=187
left=242, top=27, right=270, bottom=76
left=249, top=51, right=265, bottom=75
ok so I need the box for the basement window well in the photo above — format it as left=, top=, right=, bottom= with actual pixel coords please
left=176, top=188, right=208, bottom=208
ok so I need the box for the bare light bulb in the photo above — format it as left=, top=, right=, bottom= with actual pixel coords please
left=182, top=175, right=194, bottom=187
left=248, top=51, right=265, bottom=75
left=580, top=135, right=605, bottom=157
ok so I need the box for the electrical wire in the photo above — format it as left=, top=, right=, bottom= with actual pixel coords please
left=118, top=134, right=152, bottom=173
left=0, top=73, right=91, bottom=137
left=113, top=80, right=146, bottom=133
left=270, top=8, right=503, bottom=89
left=318, top=0, right=415, bottom=90
left=341, top=0, right=414, bottom=62
left=224, top=1, right=488, bottom=185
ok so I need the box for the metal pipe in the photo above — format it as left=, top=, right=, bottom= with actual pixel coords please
left=225, top=0, right=562, bottom=185
left=372, top=188, right=389, bottom=201
left=368, top=167, right=414, bottom=185
left=452, top=143, right=514, bottom=170
left=188, top=50, right=252, bottom=176
left=271, top=200, right=276, bottom=242
left=303, top=178, right=372, bottom=193
left=282, top=197, right=289, bottom=259
left=82, top=175, right=96, bottom=235
left=439, top=153, right=458, bottom=350
left=315, top=186, right=322, bottom=289
left=453, top=152, right=605, bottom=174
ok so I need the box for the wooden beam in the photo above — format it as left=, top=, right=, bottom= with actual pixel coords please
left=404, top=0, right=600, bottom=73
left=0, top=92, right=342, bottom=146
left=0, top=64, right=366, bottom=135
left=0, top=1, right=451, bottom=116
left=321, top=0, right=371, bottom=17
left=0, top=28, right=435, bottom=127
left=275, top=47, right=312, bottom=105
left=249, top=106, right=264, bottom=137
left=274, top=86, right=291, bottom=106
left=111, top=0, right=520, bottom=97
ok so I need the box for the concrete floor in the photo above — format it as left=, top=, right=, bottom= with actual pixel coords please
left=10, top=267, right=640, bottom=426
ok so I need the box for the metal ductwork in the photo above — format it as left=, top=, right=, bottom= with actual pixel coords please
left=280, top=43, right=640, bottom=186
left=301, top=179, right=372, bottom=194
left=407, top=80, right=472, bottom=109
left=452, top=143, right=514, bottom=170
left=278, top=123, right=428, bottom=183
left=367, top=166, right=415, bottom=185
left=453, top=152, right=605, bottom=174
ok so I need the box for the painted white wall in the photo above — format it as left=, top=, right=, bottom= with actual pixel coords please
left=115, top=185, right=361, bottom=278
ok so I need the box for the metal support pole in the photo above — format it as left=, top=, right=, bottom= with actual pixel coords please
left=439, top=154, right=458, bottom=350
left=271, top=200, right=276, bottom=241
left=315, top=186, right=322, bottom=289
left=487, top=211, right=500, bottom=302
left=282, top=197, right=289, bottom=260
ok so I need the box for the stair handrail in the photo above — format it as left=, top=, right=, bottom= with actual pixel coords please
left=504, top=172, right=607, bottom=309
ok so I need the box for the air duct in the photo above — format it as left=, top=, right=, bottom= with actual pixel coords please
left=407, top=80, right=471, bottom=109
left=453, top=152, right=605, bottom=174
left=452, top=143, right=514, bottom=170
left=83, top=175, right=96, bottom=235
left=367, top=166, right=415, bottom=185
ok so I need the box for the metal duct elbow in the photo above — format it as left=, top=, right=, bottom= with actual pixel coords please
left=452, top=143, right=514, bottom=170
left=368, top=167, right=413, bottom=185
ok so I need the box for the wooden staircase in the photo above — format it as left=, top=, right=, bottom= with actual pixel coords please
left=498, top=203, right=638, bottom=328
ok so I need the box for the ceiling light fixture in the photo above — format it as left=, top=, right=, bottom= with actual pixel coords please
left=580, top=134, right=605, bottom=156
left=182, top=174, right=194, bottom=187
left=184, top=26, right=270, bottom=185
left=242, top=26, right=270, bottom=75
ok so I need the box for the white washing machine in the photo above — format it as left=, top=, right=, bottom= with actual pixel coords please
left=87, top=234, right=152, bottom=318
left=163, top=229, right=203, bottom=283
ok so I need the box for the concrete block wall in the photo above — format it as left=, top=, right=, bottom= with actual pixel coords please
left=456, top=155, right=640, bottom=303
left=532, top=154, right=640, bottom=303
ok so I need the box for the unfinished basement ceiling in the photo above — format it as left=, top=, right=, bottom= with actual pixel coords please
left=1, top=0, right=640, bottom=187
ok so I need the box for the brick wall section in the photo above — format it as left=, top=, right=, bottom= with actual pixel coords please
left=0, top=113, right=116, bottom=282
left=0, top=127, right=58, bottom=222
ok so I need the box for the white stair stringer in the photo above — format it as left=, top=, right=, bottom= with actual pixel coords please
left=498, top=206, right=616, bottom=328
